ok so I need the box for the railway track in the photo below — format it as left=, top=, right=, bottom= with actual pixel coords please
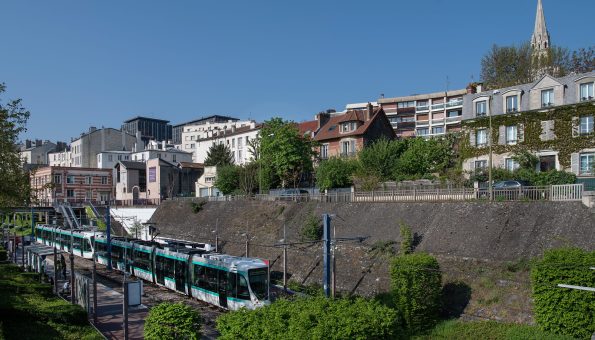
left=72, top=256, right=223, bottom=339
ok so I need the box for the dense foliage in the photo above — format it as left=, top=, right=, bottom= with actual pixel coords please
left=358, top=138, right=407, bottom=180
left=0, top=83, right=31, bottom=208
left=531, top=248, right=595, bottom=339
left=471, top=168, right=576, bottom=186
left=204, top=143, right=234, bottom=166
left=214, top=165, right=240, bottom=195
left=315, top=157, right=358, bottom=191
left=259, top=118, right=317, bottom=188
left=399, top=223, right=413, bottom=255
left=0, top=263, right=101, bottom=339
left=480, top=42, right=593, bottom=89
left=144, top=302, right=202, bottom=340
left=414, top=320, right=576, bottom=340
left=216, top=296, right=400, bottom=340
left=390, top=253, right=442, bottom=335
left=300, top=214, right=322, bottom=241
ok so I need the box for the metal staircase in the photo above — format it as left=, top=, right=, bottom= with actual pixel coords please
left=59, top=204, right=81, bottom=229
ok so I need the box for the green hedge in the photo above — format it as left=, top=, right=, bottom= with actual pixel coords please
left=390, top=253, right=442, bottom=335
left=216, top=296, right=401, bottom=339
left=0, top=250, right=7, bottom=261
left=144, top=302, right=202, bottom=340
left=531, top=248, right=595, bottom=339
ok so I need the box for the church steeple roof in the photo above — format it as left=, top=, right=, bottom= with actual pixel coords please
left=531, top=0, right=550, bottom=52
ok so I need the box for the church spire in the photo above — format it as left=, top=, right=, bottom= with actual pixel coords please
left=531, top=0, right=550, bottom=52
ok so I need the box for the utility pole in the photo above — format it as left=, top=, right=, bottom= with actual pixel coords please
left=92, top=236, right=98, bottom=324
left=215, top=218, right=219, bottom=253
left=322, top=214, right=331, bottom=297
left=122, top=236, right=129, bottom=340
left=53, top=246, right=58, bottom=295
left=332, top=221, right=336, bottom=298
left=30, top=206, right=35, bottom=238
left=245, top=234, right=249, bottom=258
left=106, top=204, right=112, bottom=270
left=283, top=223, right=287, bottom=291
left=488, top=95, right=494, bottom=201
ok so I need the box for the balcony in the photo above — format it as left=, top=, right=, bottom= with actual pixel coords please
left=416, top=105, right=429, bottom=112
left=506, top=108, right=518, bottom=113
left=541, top=102, right=554, bottom=108
left=431, top=103, right=445, bottom=111
left=446, top=99, right=463, bottom=108
left=581, top=96, right=594, bottom=102
left=416, top=120, right=430, bottom=127
left=432, top=118, right=445, bottom=125
left=446, top=116, right=461, bottom=124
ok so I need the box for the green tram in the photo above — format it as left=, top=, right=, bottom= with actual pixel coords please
left=35, top=224, right=95, bottom=259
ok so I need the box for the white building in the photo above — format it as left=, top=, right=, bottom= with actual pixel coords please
left=19, top=140, right=57, bottom=166
left=179, top=119, right=256, bottom=162
left=196, top=166, right=221, bottom=197
left=194, top=122, right=261, bottom=165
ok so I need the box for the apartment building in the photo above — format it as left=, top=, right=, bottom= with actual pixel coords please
left=122, top=116, right=172, bottom=145
left=461, top=71, right=595, bottom=177
left=30, top=166, right=112, bottom=204
left=172, top=115, right=239, bottom=145
left=196, top=166, right=221, bottom=197
left=48, top=127, right=136, bottom=168
left=313, top=104, right=395, bottom=159
left=378, top=87, right=474, bottom=138
left=192, top=122, right=261, bottom=165
left=19, top=140, right=58, bottom=166
left=179, top=119, right=256, bottom=162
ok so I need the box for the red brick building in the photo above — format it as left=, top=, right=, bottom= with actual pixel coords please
left=309, top=104, right=395, bottom=159
left=30, top=166, right=113, bottom=205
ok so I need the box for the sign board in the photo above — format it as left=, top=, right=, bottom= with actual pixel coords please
left=126, top=280, right=142, bottom=306
left=148, top=167, right=157, bottom=183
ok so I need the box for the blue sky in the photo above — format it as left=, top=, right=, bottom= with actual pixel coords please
left=2, top=0, right=593, bottom=142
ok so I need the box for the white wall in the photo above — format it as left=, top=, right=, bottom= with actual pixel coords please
left=110, top=207, right=157, bottom=240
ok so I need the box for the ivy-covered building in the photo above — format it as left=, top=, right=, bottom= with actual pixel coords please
left=460, top=70, right=595, bottom=177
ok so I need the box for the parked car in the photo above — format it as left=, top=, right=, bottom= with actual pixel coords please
left=477, top=180, right=536, bottom=200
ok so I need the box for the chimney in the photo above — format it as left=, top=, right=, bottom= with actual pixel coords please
left=466, top=83, right=478, bottom=94
left=231, top=125, right=236, bottom=133
left=89, top=126, right=97, bottom=133
left=136, top=131, right=144, bottom=151
left=316, top=112, right=331, bottom=130
left=25, top=140, right=32, bottom=149
left=162, top=140, right=166, bottom=150
left=366, top=102, right=374, bottom=121
left=35, top=139, right=42, bottom=147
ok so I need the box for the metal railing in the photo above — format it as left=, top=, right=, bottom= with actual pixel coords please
left=431, top=103, right=445, bottom=110
left=446, top=100, right=463, bottom=108
left=197, top=184, right=584, bottom=204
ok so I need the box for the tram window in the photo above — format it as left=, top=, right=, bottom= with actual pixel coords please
left=174, top=259, right=185, bottom=280
left=205, top=267, right=218, bottom=292
left=228, top=272, right=237, bottom=297
left=237, top=274, right=250, bottom=300
left=135, top=250, right=151, bottom=271
left=194, top=265, right=208, bottom=289
left=156, top=256, right=174, bottom=279
left=248, top=269, right=268, bottom=301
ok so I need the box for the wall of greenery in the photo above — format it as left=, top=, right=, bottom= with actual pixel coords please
left=460, top=103, right=595, bottom=168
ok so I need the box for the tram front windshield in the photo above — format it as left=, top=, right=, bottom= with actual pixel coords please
left=248, top=268, right=268, bottom=301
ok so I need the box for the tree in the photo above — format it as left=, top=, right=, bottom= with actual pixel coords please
left=480, top=41, right=571, bottom=89
left=259, top=118, right=316, bottom=188
left=358, top=138, right=408, bottom=181
left=315, top=157, right=358, bottom=191
left=204, top=143, right=234, bottom=166
left=569, top=46, right=595, bottom=74
left=238, top=162, right=258, bottom=195
left=214, top=165, right=239, bottom=195
left=394, top=137, right=454, bottom=180
left=144, top=302, right=202, bottom=340
left=0, top=83, right=31, bottom=209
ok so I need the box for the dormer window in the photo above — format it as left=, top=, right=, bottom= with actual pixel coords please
left=506, top=95, right=518, bottom=113
left=341, top=121, right=357, bottom=133
left=580, top=82, right=594, bottom=102
left=541, top=89, right=554, bottom=107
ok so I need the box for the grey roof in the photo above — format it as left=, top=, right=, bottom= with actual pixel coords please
left=117, top=161, right=146, bottom=170
left=378, top=89, right=467, bottom=104
left=123, top=116, right=170, bottom=124
left=172, top=115, right=240, bottom=128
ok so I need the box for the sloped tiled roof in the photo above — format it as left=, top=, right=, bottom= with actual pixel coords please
left=117, top=161, right=145, bottom=170
left=314, top=108, right=386, bottom=141
left=297, top=120, right=318, bottom=137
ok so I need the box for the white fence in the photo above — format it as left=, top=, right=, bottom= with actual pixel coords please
left=197, top=184, right=584, bottom=203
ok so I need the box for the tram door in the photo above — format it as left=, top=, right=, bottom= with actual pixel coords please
left=174, top=259, right=186, bottom=293
left=218, top=271, right=228, bottom=309
left=155, top=256, right=165, bottom=286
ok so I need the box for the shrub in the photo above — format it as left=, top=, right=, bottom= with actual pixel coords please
left=216, top=296, right=401, bottom=340
left=399, top=223, right=413, bottom=255
left=315, top=157, right=358, bottom=191
left=531, top=248, right=595, bottom=339
left=0, top=250, right=7, bottom=262
left=190, top=200, right=206, bottom=213
left=214, top=165, right=240, bottom=195
left=390, top=253, right=442, bottom=335
left=144, top=302, right=202, bottom=340
left=300, top=214, right=322, bottom=241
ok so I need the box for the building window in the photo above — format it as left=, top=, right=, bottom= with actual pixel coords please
left=432, top=126, right=444, bottom=134
left=506, top=125, right=518, bottom=145
left=506, top=95, right=518, bottom=113
left=447, top=110, right=461, bottom=118
left=476, top=129, right=487, bottom=146
left=66, top=176, right=75, bottom=184
left=340, top=140, right=355, bottom=156
left=397, top=101, right=415, bottom=108
left=505, top=158, right=520, bottom=172
left=541, top=89, right=554, bottom=107
left=66, top=189, right=75, bottom=198
left=117, top=155, right=122, bottom=161
left=580, top=82, right=594, bottom=101
left=85, top=176, right=92, bottom=185
left=417, top=128, right=429, bottom=136
left=101, top=176, right=108, bottom=185
left=205, top=176, right=215, bottom=183
left=237, top=149, right=243, bottom=162
left=320, top=144, right=329, bottom=160
left=86, top=190, right=92, bottom=200
left=341, top=121, right=357, bottom=133
left=579, top=153, right=595, bottom=175
left=237, top=137, right=243, bottom=148
left=474, top=160, right=487, bottom=170
left=172, top=155, right=176, bottom=162
left=580, top=116, right=594, bottom=135
left=475, top=101, right=487, bottom=117
left=53, top=175, right=62, bottom=184
left=108, top=154, right=113, bottom=162
left=232, top=139, right=235, bottom=148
